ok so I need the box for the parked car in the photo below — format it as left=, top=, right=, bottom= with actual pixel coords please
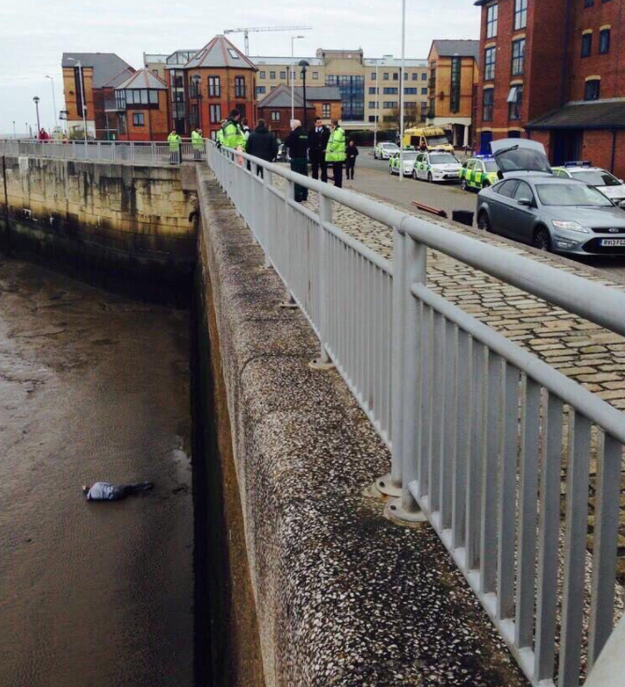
left=460, top=155, right=500, bottom=192
left=413, top=151, right=462, bottom=182
left=476, top=139, right=625, bottom=255
left=389, top=151, right=418, bottom=176
left=374, top=142, right=400, bottom=160
left=552, top=162, right=625, bottom=207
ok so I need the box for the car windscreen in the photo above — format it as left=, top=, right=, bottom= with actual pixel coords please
left=382, top=143, right=398, bottom=149
left=430, top=154, right=457, bottom=165
left=484, top=160, right=498, bottom=173
left=535, top=183, right=614, bottom=207
left=571, top=170, right=622, bottom=187
left=494, top=147, right=551, bottom=173
left=426, top=136, right=450, bottom=147
left=401, top=153, right=417, bottom=160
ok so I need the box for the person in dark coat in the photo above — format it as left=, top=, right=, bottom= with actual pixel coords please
left=246, top=119, right=279, bottom=177
left=284, top=119, right=309, bottom=202
left=346, top=139, right=359, bottom=180
left=308, top=117, right=330, bottom=182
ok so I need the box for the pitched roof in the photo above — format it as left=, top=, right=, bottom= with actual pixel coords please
left=115, top=69, right=168, bottom=91
left=62, top=52, right=134, bottom=89
left=430, top=40, right=480, bottom=60
left=526, top=100, right=625, bottom=130
left=258, top=84, right=310, bottom=109
left=101, top=67, right=136, bottom=89
left=184, top=35, right=256, bottom=70
left=294, top=86, right=341, bottom=101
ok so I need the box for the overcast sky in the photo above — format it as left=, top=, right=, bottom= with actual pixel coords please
left=0, top=0, right=479, bottom=135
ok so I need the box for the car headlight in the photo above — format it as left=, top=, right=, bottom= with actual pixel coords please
left=552, top=220, right=590, bottom=234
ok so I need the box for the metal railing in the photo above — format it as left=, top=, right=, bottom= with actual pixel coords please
left=0, top=139, right=206, bottom=165
left=207, top=141, right=625, bottom=687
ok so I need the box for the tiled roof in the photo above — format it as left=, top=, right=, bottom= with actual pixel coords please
left=115, top=69, right=168, bottom=91
left=527, top=100, right=625, bottom=130
left=100, top=67, right=135, bottom=89
left=430, top=40, right=480, bottom=60
left=62, top=53, right=134, bottom=89
left=258, top=84, right=309, bottom=109
left=185, top=35, right=256, bottom=70
left=294, top=86, right=341, bottom=101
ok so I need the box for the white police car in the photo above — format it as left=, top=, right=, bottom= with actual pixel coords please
left=374, top=142, right=400, bottom=160
left=553, top=162, right=625, bottom=207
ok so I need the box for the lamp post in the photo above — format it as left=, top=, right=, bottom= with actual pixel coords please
left=291, top=35, right=305, bottom=123
left=12, top=121, right=16, bottom=138
left=67, top=57, right=88, bottom=143
left=33, top=97, right=41, bottom=137
left=45, top=75, right=59, bottom=136
left=299, top=60, right=310, bottom=131
left=399, top=0, right=406, bottom=183
left=373, top=61, right=380, bottom=151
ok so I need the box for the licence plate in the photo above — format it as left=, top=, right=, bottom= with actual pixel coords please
left=601, top=239, right=625, bottom=247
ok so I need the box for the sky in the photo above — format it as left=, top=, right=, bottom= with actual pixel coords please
left=0, top=0, right=480, bottom=135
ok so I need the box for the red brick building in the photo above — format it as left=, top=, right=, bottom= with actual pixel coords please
left=474, top=0, right=625, bottom=177
left=114, top=70, right=169, bottom=141
left=165, top=36, right=257, bottom=139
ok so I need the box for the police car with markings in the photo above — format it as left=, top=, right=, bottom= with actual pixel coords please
left=389, top=150, right=418, bottom=176
left=552, top=162, right=625, bottom=208
left=460, top=155, right=500, bottom=192
left=413, top=151, right=462, bottom=182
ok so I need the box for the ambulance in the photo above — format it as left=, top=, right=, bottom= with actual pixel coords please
left=401, top=127, right=454, bottom=154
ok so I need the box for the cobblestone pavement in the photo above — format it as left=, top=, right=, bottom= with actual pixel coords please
left=273, top=174, right=625, bottom=577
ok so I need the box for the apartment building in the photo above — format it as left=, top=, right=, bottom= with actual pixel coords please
left=113, top=69, right=169, bottom=141
left=62, top=52, right=134, bottom=139
left=474, top=0, right=625, bottom=176
left=252, top=49, right=428, bottom=131
left=427, top=40, right=480, bottom=148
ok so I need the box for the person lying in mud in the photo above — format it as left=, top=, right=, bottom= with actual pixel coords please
left=82, top=482, right=154, bottom=501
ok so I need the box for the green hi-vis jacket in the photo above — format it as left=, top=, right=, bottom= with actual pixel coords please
left=222, top=120, right=247, bottom=150
left=167, top=132, right=181, bottom=151
left=325, top=126, right=346, bottom=163
left=191, top=130, right=204, bottom=151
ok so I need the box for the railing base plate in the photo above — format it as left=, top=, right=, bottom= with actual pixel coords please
left=374, top=473, right=402, bottom=498
left=384, top=497, right=427, bottom=526
left=309, top=358, right=336, bottom=371
left=279, top=300, right=299, bottom=309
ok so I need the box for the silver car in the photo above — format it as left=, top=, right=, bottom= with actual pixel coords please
left=476, top=139, right=625, bottom=255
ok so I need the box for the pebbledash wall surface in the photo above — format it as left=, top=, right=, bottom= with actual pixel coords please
left=0, top=155, right=197, bottom=294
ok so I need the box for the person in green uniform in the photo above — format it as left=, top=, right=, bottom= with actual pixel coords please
left=325, top=120, right=346, bottom=188
left=167, top=130, right=181, bottom=164
left=221, top=110, right=247, bottom=151
left=284, top=119, right=310, bottom=203
left=191, top=128, right=204, bottom=161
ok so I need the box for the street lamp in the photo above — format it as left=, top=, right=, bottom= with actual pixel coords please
left=12, top=121, right=16, bottom=138
left=191, top=74, right=203, bottom=131
left=373, top=61, right=380, bottom=151
left=45, top=75, right=59, bottom=136
left=399, top=0, right=406, bottom=183
left=298, top=60, right=310, bottom=132
left=66, top=57, right=88, bottom=143
left=291, top=35, right=305, bottom=123
left=33, top=97, right=41, bottom=137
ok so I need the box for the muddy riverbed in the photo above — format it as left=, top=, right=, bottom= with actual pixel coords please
left=0, top=256, right=195, bottom=686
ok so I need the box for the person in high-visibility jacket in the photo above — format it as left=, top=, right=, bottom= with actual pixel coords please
left=167, top=130, right=181, bottom=164
left=221, top=110, right=247, bottom=151
left=325, top=120, right=346, bottom=188
left=191, top=128, right=204, bottom=161
left=216, top=121, right=226, bottom=148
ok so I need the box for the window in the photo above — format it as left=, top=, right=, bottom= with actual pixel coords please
left=393, top=72, right=399, bottom=81
left=581, top=32, right=592, bottom=57
left=496, top=179, right=520, bottom=197
left=369, top=101, right=377, bottom=109
left=369, top=115, right=376, bottom=122
left=371, top=72, right=377, bottom=80
left=600, top=28, right=611, bottom=54
left=383, top=101, right=398, bottom=108
left=508, top=85, right=523, bottom=120
left=483, top=88, right=494, bottom=121
left=484, top=47, right=496, bottom=80
left=511, top=39, right=525, bottom=75
left=149, top=90, right=158, bottom=105
left=313, top=72, right=319, bottom=80
left=412, top=73, right=418, bottom=81
left=270, top=111, right=280, bottom=121
left=383, top=87, right=398, bottom=94
left=584, top=0, right=594, bottom=5
left=450, top=56, right=461, bottom=113
left=228, top=48, right=240, bottom=60
left=422, top=73, right=427, bottom=80
left=585, top=78, right=601, bottom=101
left=234, top=76, right=246, bottom=98
left=514, top=0, right=527, bottom=30
left=209, top=76, right=220, bottom=97
left=256, top=86, right=266, bottom=95
left=132, top=112, right=144, bottom=126
left=383, top=72, right=390, bottom=80
left=118, top=113, right=126, bottom=134
left=404, top=72, right=408, bottom=80
left=259, top=71, right=266, bottom=79
left=405, top=88, right=417, bottom=95
left=369, top=87, right=377, bottom=94
left=209, top=104, right=221, bottom=123
left=322, top=103, right=330, bottom=118
left=421, top=87, right=428, bottom=95
left=280, top=71, right=286, bottom=79
left=270, top=71, right=276, bottom=79
left=487, top=3, right=498, bottom=39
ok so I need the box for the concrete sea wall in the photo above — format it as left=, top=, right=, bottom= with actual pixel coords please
left=0, top=155, right=197, bottom=287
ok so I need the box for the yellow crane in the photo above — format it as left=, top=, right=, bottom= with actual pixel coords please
left=224, top=26, right=312, bottom=56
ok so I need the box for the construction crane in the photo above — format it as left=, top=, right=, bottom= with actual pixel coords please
left=224, top=26, right=312, bottom=56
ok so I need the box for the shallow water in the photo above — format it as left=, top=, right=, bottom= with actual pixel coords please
left=0, top=257, right=194, bottom=687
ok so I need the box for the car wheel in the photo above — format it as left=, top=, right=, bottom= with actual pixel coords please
left=461, top=178, right=468, bottom=192
left=477, top=211, right=492, bottom=233
left=428, top=172, right=433, bottom=183
left=532, top=226, right=552, bottom=252
left=412, top=170, right=418, bottom=180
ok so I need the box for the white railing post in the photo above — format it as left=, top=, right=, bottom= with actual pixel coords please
left=262, top=167, right=272, bottom=269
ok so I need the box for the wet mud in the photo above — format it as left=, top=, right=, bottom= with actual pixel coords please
left=0, top=256, right=194, bottom=687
